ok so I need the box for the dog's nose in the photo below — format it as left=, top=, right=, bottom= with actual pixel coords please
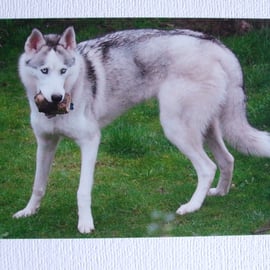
left=51, top=94, right=63, bottom=103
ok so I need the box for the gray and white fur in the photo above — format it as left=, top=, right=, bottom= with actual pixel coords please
left=14, top=26, right=270, bottom=233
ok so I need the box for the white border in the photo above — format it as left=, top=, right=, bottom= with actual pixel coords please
left=1, top=236, right=270, bottom=269
left=1, top=0, right=270, bottom=269
left=1, top=0, right=270, bottom=18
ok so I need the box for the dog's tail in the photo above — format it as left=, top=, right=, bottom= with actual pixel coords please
left=221, top=84, right=270, bottom=157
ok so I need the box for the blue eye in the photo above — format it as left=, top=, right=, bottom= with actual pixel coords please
left=60, top=68, right=67, bottom=74
left=41, top=68, right=49, bottom=74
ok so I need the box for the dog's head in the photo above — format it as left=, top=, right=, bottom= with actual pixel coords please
left=22, top=27, right=78, bottom=110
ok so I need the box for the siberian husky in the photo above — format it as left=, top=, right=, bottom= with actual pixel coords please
left=14, top=26, right=270, bottom=233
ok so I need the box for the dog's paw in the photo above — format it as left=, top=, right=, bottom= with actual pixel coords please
left=207, top=188, right=219, bottom=196
left=176, top=202, right=200, bottom=215
left=207, top=188, right=227, bottom=196
left=77, top=218, right=95, bottom=234
left=13, top=207, right=38, bottom=218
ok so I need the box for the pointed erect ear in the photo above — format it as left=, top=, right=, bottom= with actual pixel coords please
left=59, top=26, right=76, bottom=50
left=24, top=28, right=46, bottom=53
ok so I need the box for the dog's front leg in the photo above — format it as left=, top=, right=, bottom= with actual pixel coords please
left=76, top=131, right=100, bottom=234
left=13, top=136, right=59, bottom=218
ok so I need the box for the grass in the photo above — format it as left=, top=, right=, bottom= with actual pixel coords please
left=1, top=19, right=270, bottom=238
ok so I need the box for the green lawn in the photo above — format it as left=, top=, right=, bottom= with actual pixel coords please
left=0, top=19, right=270, bottom=238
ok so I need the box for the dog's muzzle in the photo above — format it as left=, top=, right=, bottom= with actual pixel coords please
left=34, top=91, right=73, bottom=118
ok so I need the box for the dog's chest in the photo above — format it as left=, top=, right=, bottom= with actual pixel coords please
left=32, top=115, right=73, bottom=136
left=32, top=110, right=98, bottom=141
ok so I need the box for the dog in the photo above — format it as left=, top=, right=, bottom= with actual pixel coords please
left=13, top=26, right=270, bottom=233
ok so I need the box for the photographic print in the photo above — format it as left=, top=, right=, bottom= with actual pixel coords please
left=1, top=18, right=270, bottom=239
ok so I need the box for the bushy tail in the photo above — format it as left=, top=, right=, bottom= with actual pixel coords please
left=221, top=85, right=270, bottom=157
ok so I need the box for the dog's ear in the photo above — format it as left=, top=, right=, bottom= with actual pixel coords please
left=25, top=29, right=46, bottom=53
left=59, top=26, right=76, bottom=50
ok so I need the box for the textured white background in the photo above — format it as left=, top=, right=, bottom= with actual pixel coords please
left=1, top=0, right=270, bottom=18
left=1, top=0, right=270, bottom=269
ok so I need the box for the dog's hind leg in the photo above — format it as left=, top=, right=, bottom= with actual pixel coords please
left=159, top=101, right=217, bottom=215
left=161, top=117, right=217, bottom=214
left=13, top=136, right=59, bottom=218
left=206, top=119, right=234, bottom=196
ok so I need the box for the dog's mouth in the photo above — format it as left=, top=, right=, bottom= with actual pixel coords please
left=34, top=91, right=73, bottom=118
